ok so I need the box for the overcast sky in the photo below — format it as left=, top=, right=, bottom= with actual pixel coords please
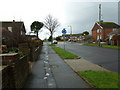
left=0, top=0, right=119, bottom=40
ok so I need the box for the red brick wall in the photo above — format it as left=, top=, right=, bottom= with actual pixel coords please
left=102, top=28, right=112, bottom=40
left=92, top=30, right=97, bottom=41
left=92, top=23, right=99, bottom=41
left=2, top=55, right=30, bottom=88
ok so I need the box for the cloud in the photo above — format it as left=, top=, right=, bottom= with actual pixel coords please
left=60, top=2, right=118, bottom=35
left=0, top=0, right=118, bottom=40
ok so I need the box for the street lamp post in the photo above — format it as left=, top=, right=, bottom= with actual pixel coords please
left=68, top=25, right=72, bottom=41
left=68, top=26, right=72, bottom=35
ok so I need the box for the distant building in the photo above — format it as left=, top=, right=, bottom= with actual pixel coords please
left=92, top=21, right=120, bottom=42
left=0, top=20, right=26, bottom=47
left=60, top=34, right=84, bottom=42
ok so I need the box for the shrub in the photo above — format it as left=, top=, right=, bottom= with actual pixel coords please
left=8, top=47, right=24, bottom=57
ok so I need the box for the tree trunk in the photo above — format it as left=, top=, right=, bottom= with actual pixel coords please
left=37, top=32, right=38, bottom=39
left=51, top=35, right=53, bottom=44
left=50, top=32, right=53, bottom=44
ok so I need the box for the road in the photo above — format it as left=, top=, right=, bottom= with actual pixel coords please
left=57, top=42, right=119, bottom=73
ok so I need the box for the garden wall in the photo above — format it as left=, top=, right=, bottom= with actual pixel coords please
left=1, top=42, right=43, bottom=89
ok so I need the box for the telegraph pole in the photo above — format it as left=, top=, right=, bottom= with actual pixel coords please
left=98, top=4, right=102, bottom=46
left=118, top=1, right=120, bottom=25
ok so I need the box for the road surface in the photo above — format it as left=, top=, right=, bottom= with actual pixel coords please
left=57, top=42, right=119, bottom=73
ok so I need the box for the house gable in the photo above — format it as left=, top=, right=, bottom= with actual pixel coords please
left=0, top=21, right=27, bottom=46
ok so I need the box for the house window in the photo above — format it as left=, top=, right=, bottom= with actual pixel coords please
left=8, top=27, right=12, bottom=32
left=112, top=28, right=117, bottom=31
left=97, top=29, right=102, bottom=33
left=97, top=35, right=102, bottom=40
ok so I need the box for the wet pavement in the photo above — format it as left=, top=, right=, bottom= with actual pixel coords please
left=24, top=43, right=90, bottom=88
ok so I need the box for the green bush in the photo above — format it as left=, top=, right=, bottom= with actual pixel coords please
left=8, top=47, right=24, bottom=57
left=31, top=40, right=43, bottom=47
left=8, top=47, right=19, bottom=52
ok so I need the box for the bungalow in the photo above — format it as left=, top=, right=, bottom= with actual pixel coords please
left=0, top=20, right=26, bottom=47
left=92, top=21, right=120, bottom=42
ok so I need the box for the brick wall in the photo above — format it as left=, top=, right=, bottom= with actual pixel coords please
left=103, top=28, right=112, bottom=40
left=29, top=40, right=43, bottom=61
left=1, top=42, right=43, bottom=89
left=2, top=55, right=30, bottom=88
left=1, top=66, right=12, bottom=88
left=92, top=30, right=97, bottom=41
left=92, top=23, right=99, bottom=41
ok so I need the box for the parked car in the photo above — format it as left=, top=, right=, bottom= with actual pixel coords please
left=68, top=39, right=72, bottom=42
left=52, top=40, right=58, bottom=44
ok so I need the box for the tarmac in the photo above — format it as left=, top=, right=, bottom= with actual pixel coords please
left=23, top=42, right=110, bottom=88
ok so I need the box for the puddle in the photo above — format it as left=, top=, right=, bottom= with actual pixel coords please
left=50, top=65, right=59, bottom=68
left=44, top=76, right=47, bottom=79
left=46, top=73, right=50, bottom=76
left=44, top=61, right=48, bottom=63
left=46, top=55, right=48, bottom=58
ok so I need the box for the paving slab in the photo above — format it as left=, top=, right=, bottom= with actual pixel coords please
left=64, top=59, right=110, bottom=72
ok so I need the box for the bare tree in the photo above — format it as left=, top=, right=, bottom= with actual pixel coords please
left=44, top=15, right=60, bottom=43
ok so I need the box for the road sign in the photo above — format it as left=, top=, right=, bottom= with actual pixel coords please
left=62, top=28, right=67, bottom=34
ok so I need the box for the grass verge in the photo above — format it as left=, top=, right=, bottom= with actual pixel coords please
left=49, top=44, right=56, bottom=46
left=84, top=44, right=120, bottom=49
left=52, top=47, right=79, bottom=59
left=78, top=70, right=119, bottom=88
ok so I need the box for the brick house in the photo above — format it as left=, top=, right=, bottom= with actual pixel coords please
left=0, top=21, right=26, bottom=47
left=92, top=21, right=120, bottom=42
